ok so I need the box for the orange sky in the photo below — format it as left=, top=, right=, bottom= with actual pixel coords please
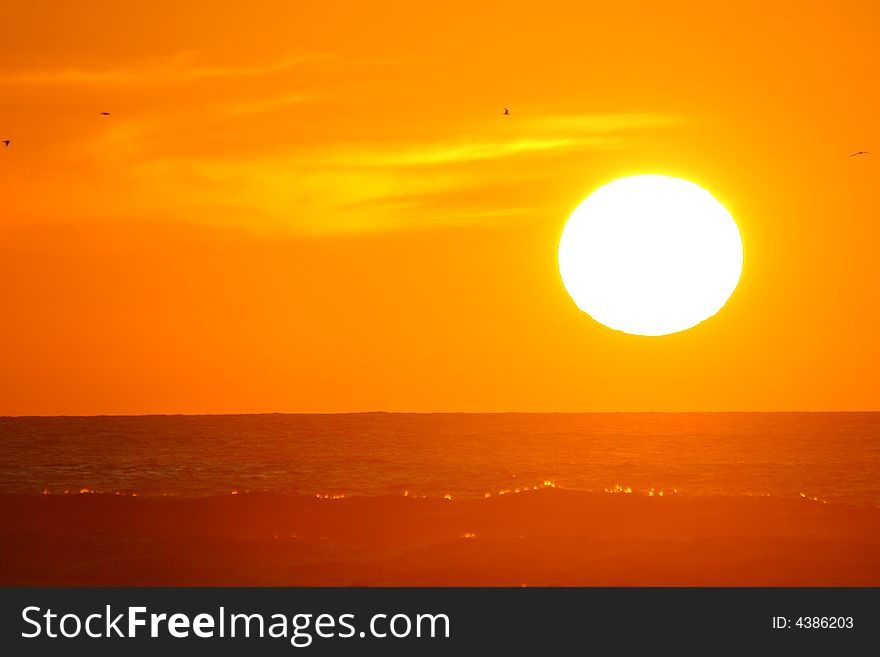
left=1, top=0, right=878, bottom=414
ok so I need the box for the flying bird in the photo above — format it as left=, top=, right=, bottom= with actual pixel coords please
left=849, top=151, right=870, bottom=157
left=1, top=140, right=9, bottom=147
left=503, top=107, right=510, bottom=115
left=100, top=111, right=111, bottom=116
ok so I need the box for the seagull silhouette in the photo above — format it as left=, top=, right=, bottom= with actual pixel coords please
left=1, top=140, right=9, bottom=147
left=849, top=151, right=870, bottom=157
left=100, top=111, right=111, bottom=116
left=503, top=107, right=510, bottom=115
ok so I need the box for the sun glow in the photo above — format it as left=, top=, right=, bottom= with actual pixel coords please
left=558, top=175, right=743, bottom=336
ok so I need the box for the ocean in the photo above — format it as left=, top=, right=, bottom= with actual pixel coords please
left=2, top=412, right=878, bottom=505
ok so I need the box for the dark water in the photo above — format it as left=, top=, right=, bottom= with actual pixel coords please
left=0, top=413, right=878, bottom=505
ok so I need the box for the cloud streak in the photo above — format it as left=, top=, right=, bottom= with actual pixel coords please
left=93, top=110, right=678, bottom=233
left=0, top=51, right=331, bottom=86
left=0, top=44, right=681, bottom=234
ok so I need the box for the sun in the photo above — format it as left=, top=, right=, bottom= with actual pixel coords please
left=558, top=175, right=743, bottom=336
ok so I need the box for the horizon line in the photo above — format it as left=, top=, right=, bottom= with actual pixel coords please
left=2, top=410, right=880, bottom=419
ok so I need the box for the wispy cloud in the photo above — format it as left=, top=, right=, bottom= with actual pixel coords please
left=318, top=137, right=589, bottom=167
left=312, top=113, right=678, bottom=169
left=0, top=51, right=331, bottom=86
left=101, top=110, right=679, bottom=233
left=0, top=41, right=682, bottom=235
left=13, top=107, right=679, bottom=234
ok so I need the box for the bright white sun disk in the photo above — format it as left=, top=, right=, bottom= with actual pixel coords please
left=557, top=175, right=743, bottom=336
